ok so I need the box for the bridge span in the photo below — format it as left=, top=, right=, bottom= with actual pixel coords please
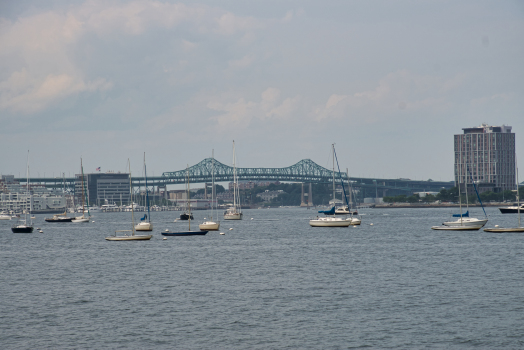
left=14, top=158, right=453, bottom=199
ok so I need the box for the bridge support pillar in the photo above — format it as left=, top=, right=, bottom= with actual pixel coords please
left=308, top=183, right=313, bottom=207
left=300, top=183, right=307, bottom=207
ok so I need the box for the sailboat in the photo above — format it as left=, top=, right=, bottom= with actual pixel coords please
left=163, top=166, right=208, bottom=236
left=310, top=145, right=360, bottom=227
left=106, top=160, right=153, bottom=241
left=72, top=158, right=91, bottom=223
left=485, top=162, right=524, bottom=232
left=12, top=151, right=34, bottom=233
left=45, top=174, right=73, bottom=222
left=199, top=150, right=220, bottom=231
left=135, top=153, right=153, bottom=231
left=179, top=164, right=194, bottom=221
left=224, top=141, right=243, bottom=220
left=432, top=163, right=487, bottom=230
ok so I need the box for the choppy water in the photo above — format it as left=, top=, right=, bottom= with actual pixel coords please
left=1, top=207, right=523, bottom=349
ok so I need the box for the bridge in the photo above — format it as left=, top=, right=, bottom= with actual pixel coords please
left=14, top=158, right=453, bottom=199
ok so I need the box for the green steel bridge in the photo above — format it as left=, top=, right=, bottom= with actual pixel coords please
left=15, top=158, right=453, bottom=199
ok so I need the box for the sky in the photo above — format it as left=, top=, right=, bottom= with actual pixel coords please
left=1, top=0, right=523, bottom=183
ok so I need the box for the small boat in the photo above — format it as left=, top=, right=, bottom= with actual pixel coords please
left=179, top=212, right=194, bottom=220
left=163, top=166, right=208, bottom=236
left=0, top=212, right=11, bottom=220
left=199, top=150, right=220, bottom=231
left=498, top=204, right=524, bottom=214
left=106, top=160, right=152, bottom=241
left=45, top=212, right=73, bottom=222
left=224, top=141, right=243, bottom=220
left=135, top=153, right=153, bottom=231
left=12, top=151, right=34, bottom=233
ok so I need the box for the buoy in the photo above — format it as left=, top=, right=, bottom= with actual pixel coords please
left=165, top=229, right=169, bottom=232
left=220, top=232, right=225, bottom=235
left=39, top=230, right=43, bottom=233
left=229, top=228, right=233, bottom=230
left=92, top=220, right=95, bottom=223
left=163, top=237, right=167, bottom=240
left=370, top=223, right=374, bottom=226
left=495, top=225, right=499, bottom=228
left=251, top=218, right=254, bottom=220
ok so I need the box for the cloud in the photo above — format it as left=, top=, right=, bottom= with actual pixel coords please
left=0, top=70, right=112, bottom=113
left=0, top=1, right=265, bottom=115
left=315, top=70, right=464, bottom=122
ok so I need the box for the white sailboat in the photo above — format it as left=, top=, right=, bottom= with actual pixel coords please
left=310, top=144, right=360, bottom=227
left=224, top=141, right=243, bottom=220
left=12, top=151, right=34, bottom=233
left=200, top=150, right=220, bottom=231
left=106, top=160, right=153, bottom=241
left=72, top=158, right=91, bottom=223
left=432, top=163, right=487, bottom=230
left=135, top=153, right=153, bottom=231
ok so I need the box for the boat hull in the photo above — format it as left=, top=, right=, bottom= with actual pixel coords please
left=11, top=225, right=34, bottom=233
left=224, top=212, right=242, bottom=220
left=499, top=206, right=524, bottom=214
left=442, top=218, right=488, bottom=227
left=309, top=218, right=352, bottom=227
left=135, top=222, right=153, bottom=231
left=105, top=235, right=153, bottom=241
left=484, top=227, right=524, bottom=232
left=162, top=231, right=208, bottom=236
left=431, top=225, right=483, bottom=231
left=199, top=221, right=220, bottom=231
left=45, top=217, right=73, bottom=222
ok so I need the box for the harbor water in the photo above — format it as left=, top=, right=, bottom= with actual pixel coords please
left=1, top=207, right=523, bottom=349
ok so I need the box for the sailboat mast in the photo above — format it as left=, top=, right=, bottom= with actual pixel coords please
left=80, top=158, right=85, bottom=215
left=187, top=166, right=191, bottom=231
left=26, top=150, right=31, bottom=225
left=517, top=163, right=521, bottom=228
left=129, top=160, right=135, bottom=236
left=212, top=149, right=215, bottom=220
left=233, top=141, right=237, bottom=209
left=144, top=153, right=150, bottom=222
left=458, top=160, right=463, bottom=225
left=332, top=144, right=335, bottom=209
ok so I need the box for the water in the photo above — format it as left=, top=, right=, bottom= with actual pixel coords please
left=1, top=207, right=523, bottom=349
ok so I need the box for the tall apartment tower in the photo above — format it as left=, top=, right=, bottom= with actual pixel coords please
left=454, top=124, right=515, bottom=193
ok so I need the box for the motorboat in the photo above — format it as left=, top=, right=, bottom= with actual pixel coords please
left=498, top=204, right=524, bottom=214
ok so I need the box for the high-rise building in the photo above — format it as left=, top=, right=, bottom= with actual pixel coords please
left=454, top=124, right=515, bottom=193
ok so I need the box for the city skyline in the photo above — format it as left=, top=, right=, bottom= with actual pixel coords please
left=1, top=1, right=523, bottom=180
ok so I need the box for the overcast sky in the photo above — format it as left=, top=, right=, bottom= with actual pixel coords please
left=1, top=0, right=523, bottom=182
